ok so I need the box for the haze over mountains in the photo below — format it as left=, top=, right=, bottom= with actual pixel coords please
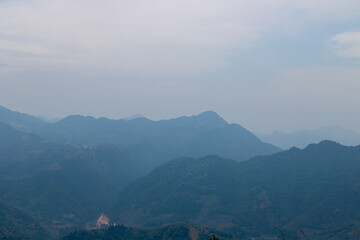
left=257, top=125, right=360, bottom=149
left=0, top=105, right=46, bottom=132
left=0, top=202, right=50, bottom=239
left=0, top=105, right=280, bottom=238
left=0, top=122, right=126, bottom=237
left=109, top=141, right=360, bottom=240
left=1, top=105, right=360, bottom=239
left=2, top=0, right=360, bottom=239
left=0, top=106, right=280, bottom=170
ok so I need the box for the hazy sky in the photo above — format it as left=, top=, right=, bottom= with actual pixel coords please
left=1, top=0, right=360, bottom=133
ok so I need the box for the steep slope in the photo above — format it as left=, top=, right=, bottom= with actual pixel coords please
left=257, top=125, right=360, bottom=149
left=36, top=111, right=280, bottom=170
left=109, top=141, right=360, bottom=239
left=0, top=105, right=46, bottom=132
left=61, top=223, right=228, bottom=240
left=0, top=123, right=140, bottom=237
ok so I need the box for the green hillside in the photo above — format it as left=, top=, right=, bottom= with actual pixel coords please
left=0, top=203, right=50, bottom=239
left=62, top=223, right=227, bottom=240
left=0, top=123, right=141, bottom=237
left=109, top=141, right=360, bottom=239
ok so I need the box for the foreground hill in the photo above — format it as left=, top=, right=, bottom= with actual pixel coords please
left=109, top=141, right=360, bottom=239
left=0, top=203, right=50, bottom=239
left=62, top=223, right=228, bottom=240
left=257, top=125, right=360, bottom=149
left=0, top=122, right=141, bottom=237
left=35, top=111, right=280, bottom=170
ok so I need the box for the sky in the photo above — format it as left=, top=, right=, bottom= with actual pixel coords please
left=1, top=0, right=360, bottom=133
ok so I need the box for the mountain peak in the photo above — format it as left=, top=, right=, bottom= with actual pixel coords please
left=193, top=111, right=227, bottom=124
left=304, top=140, right=342, bottom=151
left=61, top=115, right=95, bottom=122
left=198, top=110, right=220, bottom=118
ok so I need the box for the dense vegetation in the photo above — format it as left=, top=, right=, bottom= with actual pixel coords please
left=109, top=141, right=360, bottom=239
left=61, top=224, right=225, bottom=240
left=0, top=203, right=49, bottom=239
left=1, top=105, right=360, bottom=239
left=0, top=122, right=140, bottom=237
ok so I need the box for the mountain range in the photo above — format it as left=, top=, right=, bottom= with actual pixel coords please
left=256, top=125, right=360, bottom=149
left=0, top=105, right=281, bottom=238
left=0, top=106, right=281, bottom=171
left=1, top=105, right=360, bottom=239
left=109, top=141, right=360, bottom=240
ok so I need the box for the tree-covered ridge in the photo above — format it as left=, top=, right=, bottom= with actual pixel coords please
left=61, top=223, right=228, bottom=240
left=109, top=141, right=360, bottom=239
left=0, top=203, right=50, bottom=240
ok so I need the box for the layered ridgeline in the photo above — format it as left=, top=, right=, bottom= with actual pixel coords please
left=0, top=106, right=281, bottom=238
left=0, top=122, right=142, bottom=237
left=34, top=111, right=280, bottom=169
left=109, top=141, right=360, bottom=240
left=62, top=223, right=230, bottom=240
left=257, top=125, right=360, bottom=149
left=0, top=106, right=280, bottom=170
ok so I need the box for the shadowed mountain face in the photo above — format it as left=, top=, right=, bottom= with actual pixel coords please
left=256, top=125, right=360, bottom=149
left=109, top=141, right=360, bottom=240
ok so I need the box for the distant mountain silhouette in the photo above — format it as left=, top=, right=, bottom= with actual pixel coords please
left=36, top=111, right=229, bottom=147
left=0, top=105, right=46, bottom=132
left=0, top=106, right=280, bottom=170
left=256, top=125, right=360, bottom=149
left=34, top=110, right=280, bottom=170
left=109, top=141, right=360, bottom=239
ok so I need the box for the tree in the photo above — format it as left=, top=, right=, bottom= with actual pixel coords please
left=207, top=234, right=219, bottom=240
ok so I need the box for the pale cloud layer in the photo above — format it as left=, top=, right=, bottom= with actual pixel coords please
left=1, top=0, right=359, bottom=71
left=0, top=0, right=360, bottom=132
left=331, top=32, right=360, bottom=58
